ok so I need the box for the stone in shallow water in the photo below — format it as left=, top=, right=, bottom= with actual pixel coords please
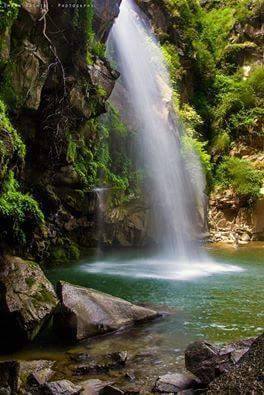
left=72, top=351, right=129, bottom=376
left=21, top=360, right=55, bottom=393
left=54, top=281, right=159, bottom=342
left=153, top=373, right=198, bottom=393
left=41, top=379, right=82, bottom=395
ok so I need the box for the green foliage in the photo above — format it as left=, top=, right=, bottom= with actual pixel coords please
left=162, top=43, right=183, bottom=87
left=50, top=241, right=80, bottom=265
left=101, top=104, right=143, bottom=200
left=216, top=157, right=264, bottom=197
left=213, top=66, right=264, bottom=138
left=0, top=98, right=25, bottom=179
left=0, top=171, right=44, bottom=245
left=199, top=7, right=235, bottom=62
left=182, top=135, right=212, bottom=180
left=0, top=0, right=21, bottom=31
left=211, top=131, right=230, bottom=155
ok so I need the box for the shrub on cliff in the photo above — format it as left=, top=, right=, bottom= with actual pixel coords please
left=0, top=171, right=44, bottom=245
left=216, top=157, right=263, bottom=198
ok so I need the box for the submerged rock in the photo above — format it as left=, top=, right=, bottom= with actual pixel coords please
left=54, top=281, right=159, bottom=342
left=73, top=351, right=128, bottom=376
left=185, top=338, right=255, bottom=385
left=153, top=373, right=199, bottom=393
left=0, top=256, right=58, bottom=348
left=23, top=360, right=55, bottom=393
left=41, top=380, right=82, bottom=395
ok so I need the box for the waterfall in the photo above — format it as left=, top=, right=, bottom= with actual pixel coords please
left=107, top=0, right=206, bottom=262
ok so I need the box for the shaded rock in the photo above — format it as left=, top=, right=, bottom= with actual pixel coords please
left=208, top=333, right=264, bottom=393
left=185, top=341, right=219, bottom=385
left=54, top=281, right=159, bottom=342
left=124, top=371, right=136, bottom=382
left=153, top=373, right=199, bottom=393
left=185, top=338, right=255, bottom=386
left=93, top=0, right=122, bottom=41
left=99, top=385, right=124, bottom=395
left=0, top=361, right=19, bottom=394
left=41, top=379, right=82, bottom=395
left=23, top=360, right=55, bottom=393
left=88, top=59, right=119, bottom=99
left=0, top=256, right=58, bottom=348
left=9, top=39, right=48, bottom=110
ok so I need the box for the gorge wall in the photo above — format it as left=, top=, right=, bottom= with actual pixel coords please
left=0, top=0, right=127, bottom=264
left=137, top=0, right=264, bottom=245
left=0, top=0, right=263, bottom=267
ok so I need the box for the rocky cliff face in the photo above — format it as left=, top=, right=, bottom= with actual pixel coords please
left=136, top=0, right=264, bottom=245
left=0, top=0, right=124, bottom=262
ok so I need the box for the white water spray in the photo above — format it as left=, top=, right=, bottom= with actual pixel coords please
left=85, top=0, right=244, bottom=279
left=108, top=0, right=206, bottom=262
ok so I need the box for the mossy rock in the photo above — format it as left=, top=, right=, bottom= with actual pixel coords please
left=0, top=255, right=58, bottom=349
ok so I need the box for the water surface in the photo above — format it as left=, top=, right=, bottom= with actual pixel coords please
left=1, top=244, right=263, bottom=390
left=47, top=243, right=263, bottom=345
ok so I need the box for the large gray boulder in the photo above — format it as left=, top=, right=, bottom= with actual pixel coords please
left=0, top=255, right=58, bottom=348
left=54, top=281, right=160, bottom=341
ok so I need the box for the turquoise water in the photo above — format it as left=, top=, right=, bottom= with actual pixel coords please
left=47, top=243, right=264, bottom=345
left=1, top=243, right=263, bottom=389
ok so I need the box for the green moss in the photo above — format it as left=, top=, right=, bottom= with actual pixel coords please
left=0, top=171, right=44, bottom=245
left=50, top=241, right=80, bottom=265
left=34, top=283, right=56, bottom=305
left=211, top=131, right=230, bottom=156
left=0, top=0, right=21, bottom=32
left=25, top=276, right=36, bottom=288
left=0, top=99, right=25, bottom=178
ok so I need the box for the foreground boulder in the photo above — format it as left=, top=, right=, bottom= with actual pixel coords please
left=0, top=361, right=20, bottom=394
left=0, top=255, right=58, bottom=348
left=54, top=281, right=160, bottom=341
left=185, top=338, right=255, bottom=385
left=207, top=334, right=264, bottom=393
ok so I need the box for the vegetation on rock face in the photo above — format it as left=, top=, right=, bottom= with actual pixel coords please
left=0, top=170, right=44, bottom=245
left=155, top=0, right=263, bottom=196
left=216, top=157, right=263, bottom=198
left=0, top=0, right=21, bottom=31
left=0, top=0, right=263, bottom=262
left=0, top=99, right=44, bottom=247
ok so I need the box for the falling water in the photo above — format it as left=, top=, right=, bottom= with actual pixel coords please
left=108, top=0, right=206, bottom=262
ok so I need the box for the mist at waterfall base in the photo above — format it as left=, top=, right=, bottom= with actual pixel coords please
left=87, top=0, right=243, bottom=280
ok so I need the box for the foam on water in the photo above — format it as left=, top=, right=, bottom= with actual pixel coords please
left=81, top=258, right=244, bottom=281
left=102, top=0, right=243, bottom=277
